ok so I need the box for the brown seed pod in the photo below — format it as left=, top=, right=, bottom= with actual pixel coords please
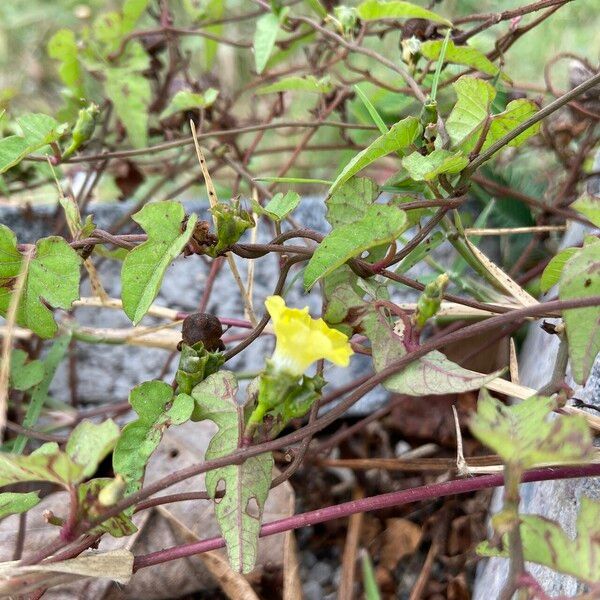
left=179, top=312, right=225, bottom=352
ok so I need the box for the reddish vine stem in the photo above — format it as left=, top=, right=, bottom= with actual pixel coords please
left=18, top=294, right=600, bottom=568
left=133, top=463, right=600, bottom=571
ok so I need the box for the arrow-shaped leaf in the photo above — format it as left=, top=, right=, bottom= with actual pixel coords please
left=121, top=201, right=197, bottom=325
left=113, top=381, right=193, bottom=496
left=329, top=117, right=421, bottom=195
left=365, top=309, right=503, bottom=394
left=192, top=371, right=273, bottom=573
left=559, top=241, right=600, bottom=383
left=470, top=391, right=594, bottom=470
left=0, top=491, right=40, bottom=520
left=304, top=204, right=407, bottom=290
left=0, top=226, right=81, bottom=338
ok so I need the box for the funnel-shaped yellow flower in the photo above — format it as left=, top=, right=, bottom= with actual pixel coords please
left=265, top=295, right=353, bottom=376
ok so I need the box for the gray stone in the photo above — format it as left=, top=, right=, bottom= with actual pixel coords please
left=310, top=560, right=333, bottom=585
left=1, top=195, right=435, bottom=415
left=302, top=579, right=324, bottom=600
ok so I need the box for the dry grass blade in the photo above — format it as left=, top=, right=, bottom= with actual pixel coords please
left=0, top=549, right=133, bottom=596
left=74, top=296, right=179, bottom=319
left=0, top=247, right=33, bottom=442
left=157, top=505, right=260, bottom=600
left=283, top=492, right=302, bottom=600
left=464, top=225, right=566, bottom=236
left=463, top=237, right=538, bottom=307
left=338, top=488, right=364, bottom=600
left=190, top=121, right=258, bottom=326
left=509, top=338, right=520, bottom=384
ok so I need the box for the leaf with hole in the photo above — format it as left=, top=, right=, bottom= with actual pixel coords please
left=0, top=226, right=81, bottom=338
left=559, top=241, right=600, bottom=383
left=121, top=201, right=197, bottom=325
left=470, top=391, right=594, bottom=470
left=113, top=381, right=193, bottom=497
left=329, top=117, right=421, bottom=195
left=192, top=371, right=273, bottom=573
left=402, top=149, right=468, bottom=181
left=304, top=204, right=407, bottom=290
left=357, top=0, right=451, bottom=26
left=0, top=492, right=40, bottom=521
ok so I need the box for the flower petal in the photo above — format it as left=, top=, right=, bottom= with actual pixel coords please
left=265, top=295, right=353, bottom=375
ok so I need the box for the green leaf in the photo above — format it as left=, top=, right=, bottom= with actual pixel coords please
left=0, top=491, right=40, bottom=520
left=560, top=242, right=600, bottom=384
left=365, top=310, right=503, bottom=394
left=122, top=0, right=150, bottom=33
left=470, top=391, right=594, bottom=470
left=323, top=266, right=368, bottom=336
left=478, top=498, right=600, bottom=585
left=47, top=29, right=82, bottom=94
left=326, top=177, right=380, bottom=228
left=353, top=85, right=388, bottom=135
left=254, top=12, right=281, bottom=74
left=121, top=201, right=197, bottom=325
left=303, top=0, right=327, bottom=18
left=11, top=334, right=71, bottom=455
left=572, top=195, right=600, bottom=227
left=540, top=247, right=578, bottom=293
left=304, top=204, right=407, bottom=290
left=361, top=550, right=382, bottom=600
left=393, top=351, right=503, bottom=395
left=257, top=191, right=300, bottom=221
left=480, top=99, right=540, bottom=151
left=0, top=113, right=67, bottom=174
left=0, top=226, right=81, bottom=338
left=160, top=89, right=219, bottom=120
left=257, top=75, right=333, bottom=95
left=446, top=76, right=496, bottom=147
left=329, top=116, right=422, bottom=195
left=78, top=479, right=137, bottom=537
left=192, top=371, right=273, bottom=573
left=357, top=0, right=451, bottom=26
left=446, top=77, right=539, bottom=152
left=66, top=419, right=120, bottom=480
left=421, top=39, right=504, bottom=79
left=0, top=420, right=119, bottom=488
left=209, top=202, right=255, bottom=256
left=104, top=69, right=151, bottom=149
left=113, top=381, right=193, bottom=496
left=402, top=149, right=468, bottom=181
left=8, top=350, right=44, bottom=391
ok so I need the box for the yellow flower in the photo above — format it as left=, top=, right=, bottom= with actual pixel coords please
left=265, top=295, right=353, bottom=376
